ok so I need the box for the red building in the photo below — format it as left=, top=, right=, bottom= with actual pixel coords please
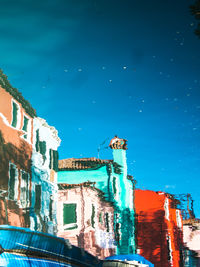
left=0, top=70, right=35, bottom=227
left=135, top=189, right=183, bottom=267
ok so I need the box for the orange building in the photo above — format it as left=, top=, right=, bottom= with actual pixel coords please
left=0, top=70, right=36, bottom=227
left=135, top=189, right=183, bottom=267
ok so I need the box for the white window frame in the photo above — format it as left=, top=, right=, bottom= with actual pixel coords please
left=11, top=99, right=21, bottom=130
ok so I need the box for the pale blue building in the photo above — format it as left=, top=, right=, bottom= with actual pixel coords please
left=57, top=136, right=136, bottom=254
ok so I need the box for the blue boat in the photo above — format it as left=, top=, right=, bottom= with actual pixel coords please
left=102, top=254, right=154, bottom=267
left=0, top=225, right=101, bottom=266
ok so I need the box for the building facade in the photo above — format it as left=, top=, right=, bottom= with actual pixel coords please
left=57, top=136, right=136, bottom=255
left=30, top=117, right=60, bottom=235
left=135, top=189, right=183, bottom=267
left=0, top=70, right=35, bottom=227
left=57, top=182, right=116, bottom=259
left=182, top=219, right=200, bottom=266
left=0, top=70, right=60, bottom=234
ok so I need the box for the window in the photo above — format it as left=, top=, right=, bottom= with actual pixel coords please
left=49, top=196, right=53, bottom=221
left=63, top=203, right=77, bottom=230
left=113, top=177, right=117, bottom=195
left=35, top=130, right=47, bottom=162
left=35, top=185, right=41, bottom=211
left=105, top=212, right=110, bottom=232
left=49, top=149, right=59, bottom=171
left=20, top=171, right=30, bottom=208
left=91, top=204, right=95, bottom=228
left=22, top=115, right=29, bottom=140
left=11, top=101, right=20, bottom=128
left=8, top=163, right=18, bottom=200
left=99, top=212, right=103, bottom=224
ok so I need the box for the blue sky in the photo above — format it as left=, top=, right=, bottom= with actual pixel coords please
left=1, top=0, right=200, bottom=216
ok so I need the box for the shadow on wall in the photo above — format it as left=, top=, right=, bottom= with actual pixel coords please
left=0, top=130, right=30, bottom=227
left=0, top=130, right=31, bottom=185
left=136, top=210, right=169, bottom=267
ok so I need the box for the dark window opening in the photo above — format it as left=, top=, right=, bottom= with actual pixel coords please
left=105, top=212, right=110, bottom=232
left=8, top=164, right=16, bottom=200
left=167, top=236, right=172, bottom=262
left=35, top=185, right=41, bottom=211
left=49, top=197, right=53, bottom=221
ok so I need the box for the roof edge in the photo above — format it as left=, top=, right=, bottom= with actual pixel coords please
left=0, top=69, right=36, bottom=117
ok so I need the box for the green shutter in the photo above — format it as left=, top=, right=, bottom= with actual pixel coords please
left=39, top=141, right=46, bottom=161
left=91, top=204, right=95, bottom=228
left=36, top=130, right=40, bottom=152
left=22, top=116, right=28, bottom=132
left=105, top=212, right=110, bottom=232
left=49, top=149, right=53, bottom=169
left=49, top=150, right=59, bottom=171
left=53, top=150, right=58, bottom=171
left=11, top=102, right=18, bottom=128
left=113, top=177, right=117, bottom=195
left=99, top=212, right=103, bottom=224
left=63, top=203, right=77, bottom=225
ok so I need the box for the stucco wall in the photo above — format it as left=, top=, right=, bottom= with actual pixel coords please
left=57, top=185, right=116, bottom=259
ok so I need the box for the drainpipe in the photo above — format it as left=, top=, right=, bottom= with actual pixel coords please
left=80, top=185, right=85, bottom=249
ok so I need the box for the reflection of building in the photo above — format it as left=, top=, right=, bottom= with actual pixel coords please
left=58, top=136, right=136, bottom=255
left=57, top=182, right=115, bottom=259
left=0, top=70, right=60, bottom=234
left=182, top=219, right=200, bottom=266
left=0, top=70, right=35, bottom=227
left=135, top=189, right=183, bottom=267
left=30, top=117, right=60, bottom=234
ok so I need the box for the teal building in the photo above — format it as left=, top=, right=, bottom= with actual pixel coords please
left=57, top=136, right=136, bottom=254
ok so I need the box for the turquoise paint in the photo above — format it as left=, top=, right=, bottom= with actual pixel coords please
left=57, top=147, right=136, bottom=254
left=58, top=165, right=110, bottom=196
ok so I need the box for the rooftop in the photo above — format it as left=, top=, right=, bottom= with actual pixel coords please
left=0, top=69, right=36, bottom=117
left=58, top=157, right=122, bottom=174
left=58, top=182, right=112, bottom=203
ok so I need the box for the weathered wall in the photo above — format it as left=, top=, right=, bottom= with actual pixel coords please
left=135, top=190, right=183, bottom=267
left=57, top=185, right=116, bottom=259
left=0, top=85, right=33, bottom=227
left=30, top=117, right=60, bottom=235
left=183, top=224, right=200, bottom=256
left=58, top=147, right=135, bottom=254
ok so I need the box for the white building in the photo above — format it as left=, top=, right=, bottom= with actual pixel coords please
left=30, top=117, right=61, bottom=235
